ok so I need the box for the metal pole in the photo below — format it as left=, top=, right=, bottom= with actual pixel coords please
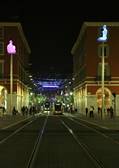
left=10, top=54, right=13, bottom=114
left=114, top=95, right=116, bottom=118
left=101, top=42, right=105, bottom=119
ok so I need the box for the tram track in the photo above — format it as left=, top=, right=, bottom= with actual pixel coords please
left=23, top=115, right=119, bottom=168
left=0, top=116, right=38, bottom=142
left=25, top=115, right=98, bottom=168
left=60, top=115, right=119, bottom=168
left=21, top=114, right=106, bottom=168
left=60, top=118, right=105, bottom=168
left=0, top=115, right=47, bottom=168
left=0, top=115, right=119, bottom=167
left=26, top=116, right=48, bottom=168
left=68, top=116, right=119, bottom=145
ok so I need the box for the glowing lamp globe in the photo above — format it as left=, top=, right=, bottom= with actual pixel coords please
left=7, top=40, right=16, bottom=54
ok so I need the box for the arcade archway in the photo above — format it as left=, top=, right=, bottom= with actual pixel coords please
left=96, top=87, right=111, bottom=109
left=0, top=86, right=7, bottom=109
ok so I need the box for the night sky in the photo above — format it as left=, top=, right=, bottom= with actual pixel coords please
left=1, top=1, right=119, bottom=76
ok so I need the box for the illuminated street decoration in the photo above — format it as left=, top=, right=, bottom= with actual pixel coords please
left=42, top=85, right=59, bottom=88
left=7, top=40, right=16, bottom=113
left=39, top=81, right=60, bottom=89
left=97, top=25, right=108, bottom=119
left=97, top=25, right=108, bottom=42
left=7, top=40, right=16, bottom=54
left=34, top=78, right=72, bottom=92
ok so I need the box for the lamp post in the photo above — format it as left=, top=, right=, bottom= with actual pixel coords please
left=101, top=41, right=105, bottom=119
left=7, top=40, right=16, bottom=114
left=97, top=25, right=108, bottom=119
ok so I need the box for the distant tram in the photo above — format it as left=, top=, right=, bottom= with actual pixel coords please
left=44, top=101, right=51, bottom=112
left=53, top=102, right=63, bottom=115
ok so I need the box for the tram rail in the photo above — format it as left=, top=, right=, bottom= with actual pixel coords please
left=60, top=119, right=105, bottom=168
left=0, top=115, right=119, bottom=167
left=67, top=116, right=119, bottom=145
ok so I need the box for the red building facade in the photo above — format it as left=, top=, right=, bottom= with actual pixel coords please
left=71, top=22, right=119, bottom=116
left=0, top=22, right=31, bottom=113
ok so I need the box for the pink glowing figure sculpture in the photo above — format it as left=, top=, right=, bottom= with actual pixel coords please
left=7, top=40, right=16, bottom=54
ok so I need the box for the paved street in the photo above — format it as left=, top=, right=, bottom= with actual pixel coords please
left=1, top=111, right=119, bottom=130
left=0, top=114, right=119, bottom=167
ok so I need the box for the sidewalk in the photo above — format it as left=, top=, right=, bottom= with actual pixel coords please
left=65, top=112, right=119, bottom=130
left=0, top=113, right=31, bottom=129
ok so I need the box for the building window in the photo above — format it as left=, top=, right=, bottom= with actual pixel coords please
left=0, top=62, right=4, bottom=78
left=98, top=44, right=109, bottom=57
left=0, top=27, right=4, bottom=39
left=97, top=63, right=110, bottom=80
left=0, top=42, right=4, bottom=55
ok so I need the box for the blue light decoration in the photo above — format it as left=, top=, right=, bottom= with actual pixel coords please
left=42, top=85, right=59, bottom=88
left=40, top=81, right=60, bottom=89
left=36, top=79, right=67, bottom=91
left=97, top=25, right=108, bottom=42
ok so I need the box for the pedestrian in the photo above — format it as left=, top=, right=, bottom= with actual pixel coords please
left=12, top=106, right=16, bottom=115
left=107, top=107, right=110, bottom=117
left=21, top=106, right=25, bottom=116
left=110, top=106, right=113, bottom=119
left=75, top=108, right=77, bottom=113
left=70, top=105, right=73, bottom=113
left=89, top=106, right=94, bottom=118
left=2, top=107, right=6, bottom=115
left=86, top=107, right=88, bottom=117
left=98, top=107, right=101, bottom=115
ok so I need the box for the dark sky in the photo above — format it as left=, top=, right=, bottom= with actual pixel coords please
left=1, top=1, right=119, bottom=75
left=22, top=15, right=81, bottom=75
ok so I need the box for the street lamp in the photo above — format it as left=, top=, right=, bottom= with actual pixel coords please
left=7, top=40, right=16, bottom=114
left=97, top=25, right=108, bottom=119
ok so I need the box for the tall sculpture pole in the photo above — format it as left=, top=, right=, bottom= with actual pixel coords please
left=7, top=40, right=16, bottom=114
left=97, top=25, right=108, bottom=119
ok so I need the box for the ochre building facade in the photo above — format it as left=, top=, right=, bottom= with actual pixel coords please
left=71, top=22, right=119, bottom=116
left=0, top=22, right=31, bottom=113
